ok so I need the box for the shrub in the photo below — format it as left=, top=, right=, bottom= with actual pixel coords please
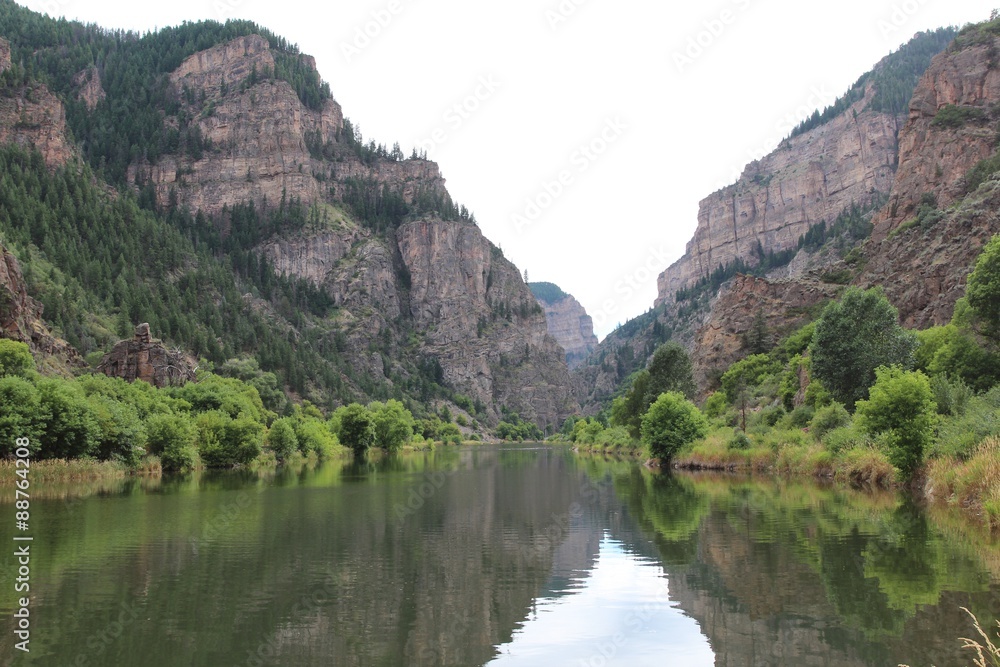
left=855, top=366, right=937, bottom=477
left=930, top=374, right=973, bottom=416
left=0, top=339, right=36, bottom=379
left=0, top=376, right=45, bottom=456
left=728, top=431, right=752, bottom=451
left=196, top=411, right=264, bottom=468
left=146, top=413, right=197, bottom=472
left=786, top=405, right=815, bottom=428
left=641, top=392, right=709, bottom=461
left=265, top=417, right=298, bottom=461
left=36, top=379, right=100, bottom=460
left=703, top=391, right=728, bottom=419
left=87, top=395, right=147, bottom=467
left=294, top=418, right=339, bottom=459
left=810, top=402, right=851, bottom=439
left=333, top=404, right=376, bottom=454
left=822, top=426, right=867, bottom=454
left=369, top=399, right=415, bottom=451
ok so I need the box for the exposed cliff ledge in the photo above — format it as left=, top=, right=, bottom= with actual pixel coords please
left=529, top=283, right=597, bottom=370
left=656, top=83, right=898, bottom=307
left=859, top=33, right=1000, bottom=328
left=97, top=323, right=197, bottom=388
left=129, top=34, right=447, bottom=217
left=0, top=38, right=74, bottom=168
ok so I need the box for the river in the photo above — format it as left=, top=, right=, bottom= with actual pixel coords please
left=2, top=444, right=999, bottom=666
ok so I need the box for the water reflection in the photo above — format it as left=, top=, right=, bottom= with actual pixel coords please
left=0, top=448, right=999, bottom=666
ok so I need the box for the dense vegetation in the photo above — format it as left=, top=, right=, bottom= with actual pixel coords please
left=571, top=234, right=1000, bottom=523
left=527, top=282, right=568, bottom=305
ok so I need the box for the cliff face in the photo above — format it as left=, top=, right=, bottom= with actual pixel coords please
left=691, top=274, right=840, bottom=392
left=655, top=83, right=898, bottom=307
left=859, top=35, right=1000, bottom=328
left=0, top=38, right=74, bottom=168
left=0, top=242, right=80, bottom=368
left=530, top=285, right=598, bottom=369
left=97, top=323, right=197, bottom=388
left=143, top=34, right=578, bottom=426
left=129, top=35, right=446, bottom=217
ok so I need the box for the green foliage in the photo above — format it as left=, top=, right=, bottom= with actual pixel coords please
left=527, top=282, right=568, bottom=305
left=929, top=374, right=973, bottom=417
left=966, top=153, right=1000, bottom=193
left=36, top=379, right=100, bottom=460
left=0, top=339, right=35, bottom=378
left=646, top=341, right=696, bottom=400
left=810, top=402, right=851, bottom=439
left=195, top=410, right=264, bottom=468
left=370, top=399, right=415, bottom=452
left=786, top=405, right=816, bottom=428
left=810, top=287, right=917, bottom=407
left=265, top=417, right=298, bottom=462
left=145, top=413, right=197, bottom=471
left=87, top=395, right=147, bottom=466
left=930, top=104, right=987, bottom=128
left=727, top=431, right=752, bottom=451
left=931, top=388, right=1000, bottom=459
left=856, top=367, right=937, bottom=477
left=641, top=392, right=708, bottom=461
left=610, top=370, right=651, bottom=439
left=334, top=404, right=376, bottom=455
left=571, top=418, right=605, bottom=444
left=720, top=354, right=778, bottom=403
left=167, top=374, right=272, bottom=424
left=703, top=391, right=728, bottom=420
left=216, top=357, right=287, bottom=414
left=966, top=234, right=1000, bottom=342
left=0, top=376, right=44, bottom=456
left=496, top=413, right=542, bottom=442
left=292, top=416, right=339, bottom=459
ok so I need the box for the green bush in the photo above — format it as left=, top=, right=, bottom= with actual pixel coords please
left=36, top=379, right=100, bottom=460
left=930, top=374, right=973, bottom=416
left=87, top=395, right=147, bottom=467
left=146, top=413, right=197, bottom=472
left=294, top=418, right=339, bottom=459
left=641, top=392, right=709, bottom=461
left=332, top=404, right=376, bottom=454
left=703, top=391, right=728, bottom=419
left=753, top=405, right=785, bottom=428
left=856, top=366, right=937, bottom=477
left=786, top=405, right=815, bottom=428
left=931, top=394, right=1000, bottom=459
left=0, top=376, right=45, bottom=456
left=810, top=403, right=851, bottom=439
left=0, top=339, right=36, bottom=379
left=822, top=426, right=868, bottom=454
left=370, top=399, right=415, bottom=451
left=196, top=411, right=264, bottom=468
left=728, top=431, right=752, bottom=451
left=265, top=417, right=298, bottom=461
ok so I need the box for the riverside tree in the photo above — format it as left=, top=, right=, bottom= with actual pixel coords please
left=810, top=287, right=917, bottom=407
left=855, top=366, right=937, bottom=478
left=640, top=392, right=708, bottom=462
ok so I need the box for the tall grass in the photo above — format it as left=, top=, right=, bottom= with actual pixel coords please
left=925, top=437, right=1000, bottom=527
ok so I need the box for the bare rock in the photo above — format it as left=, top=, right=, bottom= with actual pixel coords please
left=97, top=324, right=196, bottom=387
left=72, top=66, right=106, bottom=111
left=531, top=285, right=597, bottom=370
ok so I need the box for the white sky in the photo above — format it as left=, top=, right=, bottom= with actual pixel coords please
left=19, top=0, right=997, bottom=338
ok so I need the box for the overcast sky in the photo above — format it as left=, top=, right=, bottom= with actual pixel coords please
left=20, top=0, right=996, bottom=338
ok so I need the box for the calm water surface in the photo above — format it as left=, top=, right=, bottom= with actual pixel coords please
left=2, top=444, right=1000, bottom=666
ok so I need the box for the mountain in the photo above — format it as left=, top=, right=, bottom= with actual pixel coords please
left=0, top=4, right=577, bottom=430
left=529, top=282, right=598, bottom=369
left=573, top=28, right=960, bottom=408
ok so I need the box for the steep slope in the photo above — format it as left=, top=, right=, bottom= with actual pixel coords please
left=0, top=6, right=577, bottom=428
left=573, top=29, right=957, bottom=407
left=858, top=23, right=1000, bottom=328
left=529, top=282, right=598, bottom=369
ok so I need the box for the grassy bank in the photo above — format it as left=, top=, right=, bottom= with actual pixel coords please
left=0, top=456, right=159, bottom=483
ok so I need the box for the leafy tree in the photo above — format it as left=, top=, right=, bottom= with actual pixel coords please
left=646, top=342, right=696, bottom=401
left=195, top=411, right=263, bottom=468
left=335, top=404, right=376, bottom=455
left=265, top=417, right=298, bottom=461
left=966, top=233, right=1000, bottom=342
left=855, top=367, right=936, bottom=478
left=370, top=399, right=414, bottom=452
left=293, top=417, right=339, bottom=458
left=0, top=376, right=45, bottom=456
left=36, top=379, right=100, bottom=459
left=810, top=287, right=917, bottom=407
left=610, top=370, right=651, bottom=439
left=145, top=413, right=197, bottom=472
left=720, top=354, right=778, bottom=431
left=87, top=395, right=147, bottom=466
left=0, top=340, right=35, bottom=379
left=641, top=392, right=708, bottom=461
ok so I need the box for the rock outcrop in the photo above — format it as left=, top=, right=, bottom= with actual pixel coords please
left=72, top=66, right=105, bottom=111
left=858, top=33, right=1000, bottom=327
left=97, top=323, right=197, bottom=388
left=529, top=283, right=598, bottom=369
left=691, top=274, right=841, bottom=392
left=0, top=241, right=80, bottom=366
left=655, top=82, right=898, bottom=307
left=129, top=34, right=447, bottom=217
left=0, top=38, right=74, bottom=168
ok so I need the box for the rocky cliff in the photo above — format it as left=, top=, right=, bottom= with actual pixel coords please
left=97, top=323, right=197, bottom=388
left=529, top=283, right=598, bottom=369
left=0, top=241, right=80, bottom=369
left=0, top=37, right=74, bottom=168
left=137, top=34, right=578, bottom=427
left=858, top=29, right=1000, bottom=328
left=655, top=81, right=898, bottom=308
